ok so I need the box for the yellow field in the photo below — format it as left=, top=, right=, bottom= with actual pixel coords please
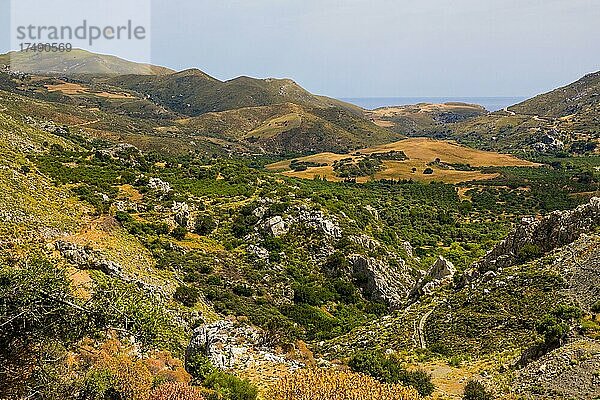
left=267, top=138, right=538, bottom=184
left=45, top=82, right=133, bottom=99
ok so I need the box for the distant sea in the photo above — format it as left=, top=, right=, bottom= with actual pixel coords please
left=340, top=97, right=527, bottom=112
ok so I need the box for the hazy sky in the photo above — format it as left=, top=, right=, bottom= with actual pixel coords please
left=2, top=0, right=600, bottom=97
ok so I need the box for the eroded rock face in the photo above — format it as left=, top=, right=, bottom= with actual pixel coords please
left=172, top=201, right=192, bottom=229
left=347, top=254, right=413, bottom=308
left=186, top=319, right=303, bottom=372
left=255, top=206, right=342, bottom=239
left=263, top=216, right=288, bottom=237
left=148, top=177, right=172, bottom=193
left=55, top=240, right=163, bottom=296
left=55, top=240, right=122, bottom=276
left=295, top=207, right=342, bottom=238
left=471, top=197, right=600, bottom=275
left=410, top=256, right=456, bottom=299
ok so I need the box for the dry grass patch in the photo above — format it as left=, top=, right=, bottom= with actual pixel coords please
left=244, top=113, right=302, bottom=139
left=268, top=368, right=420, bottom=400
left=45, top=82, right=133, bottom=99
left=267, top=138, right=538, bottom=184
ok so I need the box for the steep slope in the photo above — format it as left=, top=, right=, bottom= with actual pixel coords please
left=0, top=102, right=85, bottom=243
left=0, top=49, right=174, bottom=75
left=511, top=71, right=600, bottom=118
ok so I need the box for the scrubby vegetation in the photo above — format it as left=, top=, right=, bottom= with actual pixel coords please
left=463, top=380, right=494, bottom=400
left=149, top=383, right=206, bottom=400
left=333, top=156, right=383, bottom=178
left=268, top=369, right=420, bottom=400
left=2, top=63, right=600, bottom=400
left=349, top=351, right=434, bottom=396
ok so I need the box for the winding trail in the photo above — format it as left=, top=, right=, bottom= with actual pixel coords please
left=416, top=306, right=436, bottom=349
left=503, top=107, right=516, bottom=116
left=70, top=118, right=101, bottom=127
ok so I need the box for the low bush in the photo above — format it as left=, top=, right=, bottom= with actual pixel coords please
left=172, top=226, right=188, bottom=240
left=174, top=285, right=201, bottom=307
left=463, top=380, right=494, bottom=400
left=349, top=351, right=435, bottom=397
left=203, top=371, right=258, bottom=400
left=194, top=215, right=217, bottom=235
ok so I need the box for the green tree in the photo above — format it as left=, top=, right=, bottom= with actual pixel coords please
left=171, top=226, right=188, bottom=240
left=194, top=214, right=217, bottom=235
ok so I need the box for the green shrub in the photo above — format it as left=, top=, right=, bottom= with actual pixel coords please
left=232, top=284, right=254, bottom=297
left=349, top=351, right=435, bottom=397
left=203, top=371, right=258, bottom=400
left=292, top=283, right=335, bottom=306
left=536, top=305, right=582, bottom=346
left=592, top=300, right=600, bottom=313
left=171, top=226, right=188, bottom=240
left=0, top=259, right=92, bottom=397
left=463, top=380, right=493, bottom=400
left=194, top=215, right=217, bottom=235
left=82, top=369, right=118, bottom=400
left=518, top=243, right=542, bottom=261
left=174, top=285, right=201, bottom=307
left=186, top=353, right=215, bottom=384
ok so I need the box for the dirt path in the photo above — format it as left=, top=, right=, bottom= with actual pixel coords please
left=416, top=307, right=435, bottom=349
left=503, top=107, right=516, bottom=116
left=71, top=118, right=101, bottom=127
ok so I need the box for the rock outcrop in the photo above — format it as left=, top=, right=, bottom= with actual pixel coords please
left=410, top=256, right=456, bottom=299
left=347, top=254, right=413, bottom=308
left=470, top=197, right=600, bottom=276
left=55, top=240, right=163, bottom=296
left=262, top=216, right=288, bottom=237
left=147, top=177, right=172, bottom=193
left=295, top=207, right=342, bottom=238
left=55, top=240, right=122, bottom=276
left=186, top=319, right=303, bottom=372
left=255, top=205, right=342, bottom=239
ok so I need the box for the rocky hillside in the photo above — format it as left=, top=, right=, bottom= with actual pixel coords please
left=511, top=71, right=600, bottom=118
left=322, top=197, right=600, bottom=398
left=2, top=53, right=600, bottom=400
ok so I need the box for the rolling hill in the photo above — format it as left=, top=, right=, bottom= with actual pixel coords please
left=430, top=71, right=600, bottom=156
left=177, top=102, right=400, bottom=154
left=0, top=49, right=174, bottom=76
left=0, top=50, right=403, bottom=154
left=367, top=102, right=488, bottom=134
left=103, top=69, right=363, bottom=116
